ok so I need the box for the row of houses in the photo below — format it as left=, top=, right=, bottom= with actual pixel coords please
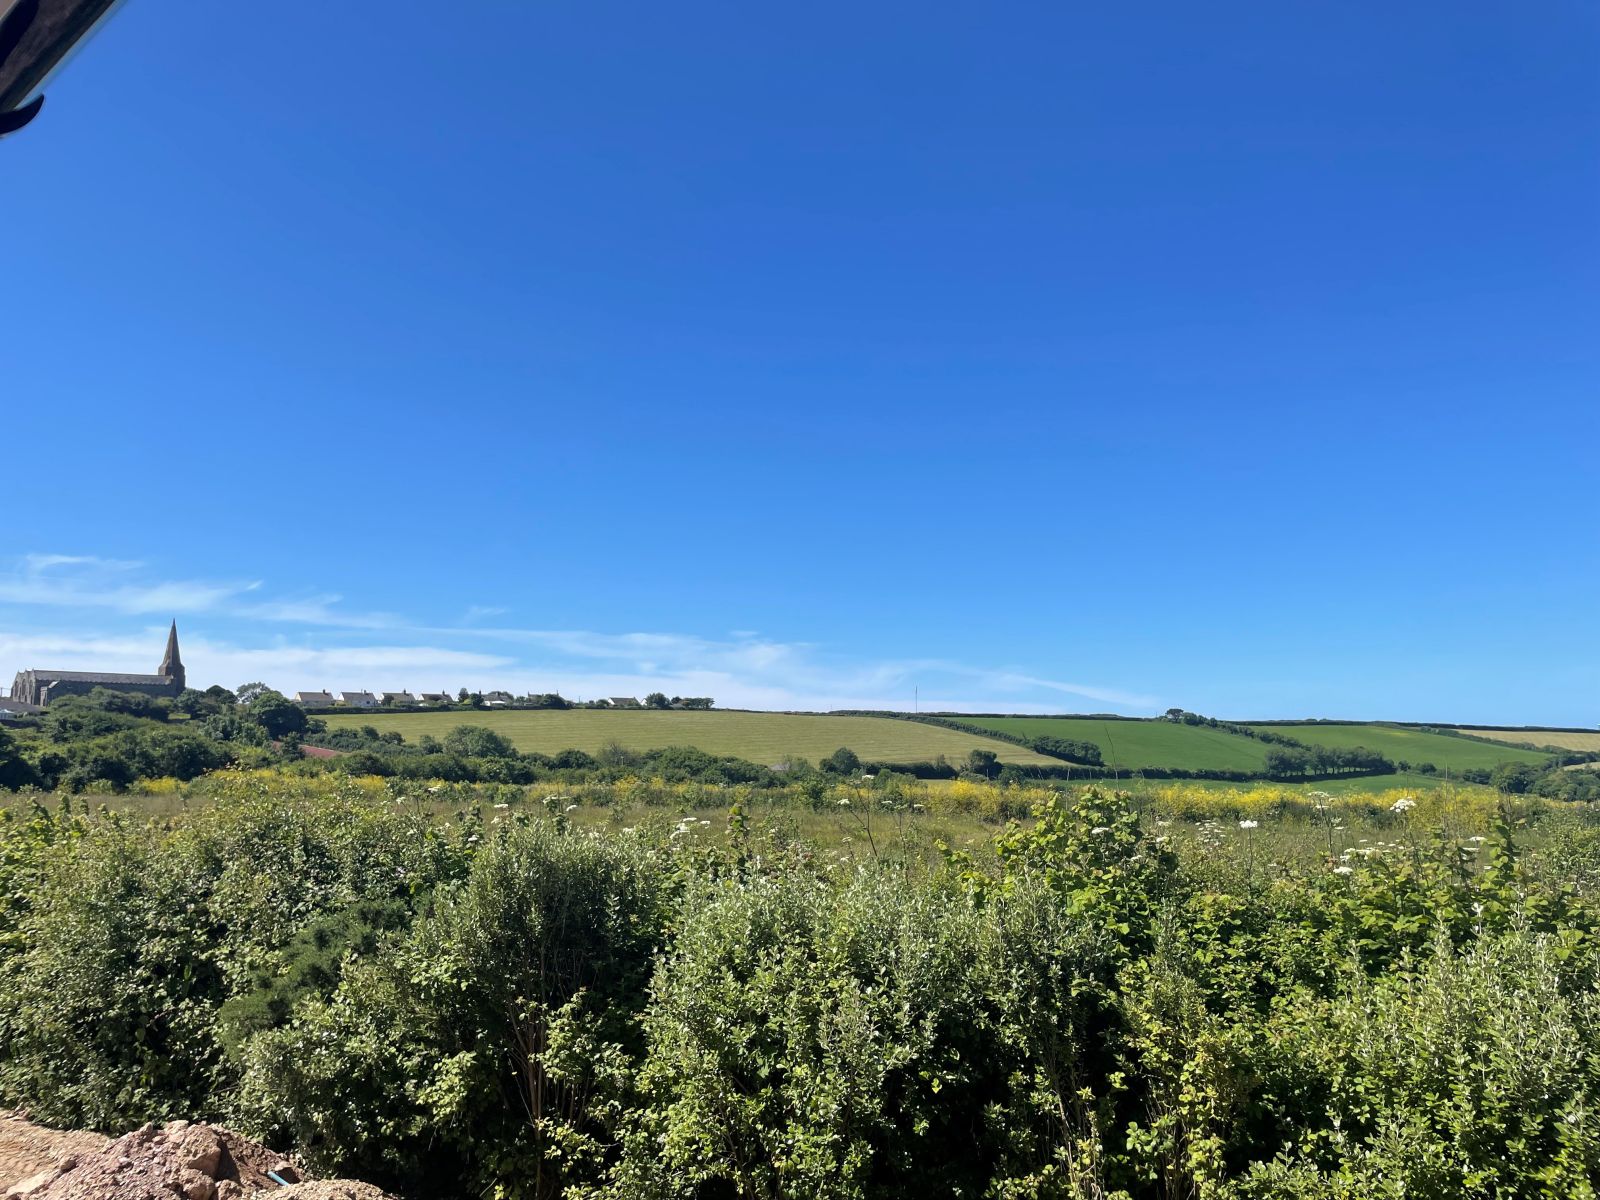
left=292, top=691, right=649, bottom=710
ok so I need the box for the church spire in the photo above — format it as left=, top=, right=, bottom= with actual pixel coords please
left=159, top=620, right=186, bottom=691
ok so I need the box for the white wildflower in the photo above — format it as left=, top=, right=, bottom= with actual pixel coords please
left=1239, top=819, right=1258, bottom=830
left=1391, top=797, right=1416, bottom=813
left=1332, top=865, right=1354, bottom=876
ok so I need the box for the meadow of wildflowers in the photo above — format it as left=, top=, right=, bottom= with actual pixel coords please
left=2, top=769, right=1598, bottom=1197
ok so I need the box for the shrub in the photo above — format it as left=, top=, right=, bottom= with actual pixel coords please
left=237, top=818, right=665, bottom=1200
left=0, top=780, right=467, bottom=1130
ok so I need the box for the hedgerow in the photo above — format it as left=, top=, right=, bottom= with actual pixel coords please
left=1, top=774, right=1599, bottom=1198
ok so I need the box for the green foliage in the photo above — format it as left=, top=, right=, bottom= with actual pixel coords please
left=823, top=746, right=862, bottom=775
left=1029, top=735, right=1104, bottom=765
left=0, top=729, right=38, bottom=790
left=610, top=868, right=1119, bottom=1199
left=0, top=779, right=469, bottom=1131
left=988, top=787, right=1176, bottom=958
left=2, top=777, right=1600, bottom=1199
left=967, top=747, right=1001, bottom=777
left=441, top=724, right=518, bottom=759
left=237, top=819, right=665, bottom=1200
left=215, top=897, right=413, bottom=1057
left=248, top=692, right=308, bottom=739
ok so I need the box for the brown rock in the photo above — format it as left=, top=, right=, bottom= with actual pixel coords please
left=262, top=1185, right=399, bottom=1200
left=171, top=1128, right=232, bottom=1181
left=3, top=1168, right=61, bottom=1199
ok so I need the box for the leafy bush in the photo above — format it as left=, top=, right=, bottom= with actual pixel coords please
left=1, top=776, right=1599, bottom=1199
left=0, top=779, right=468, bottom=1130
left=237, top=819, right=665, bottom=1200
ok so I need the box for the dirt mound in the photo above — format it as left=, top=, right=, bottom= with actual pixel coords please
left=0, top=1120, right=397, bottom=1200
left=0, top=1115, right=107, bottom=1189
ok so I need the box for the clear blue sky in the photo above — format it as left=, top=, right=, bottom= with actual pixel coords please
left=4, top=0, right=1597, bottom=723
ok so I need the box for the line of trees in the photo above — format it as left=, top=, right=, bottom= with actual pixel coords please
left=1263, top=744, right=1397, bottom=778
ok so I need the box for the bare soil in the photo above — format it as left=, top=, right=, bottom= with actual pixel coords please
left=0, top=1115, right=397, bottom=1200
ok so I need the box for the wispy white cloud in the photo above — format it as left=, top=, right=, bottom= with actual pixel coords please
left=0, top=630, right=513, bottom=695
left=0, top=553, right=1161, bottom=713
left=0, top=554, right=259, bottom=615
left=240, top=595, right=404, bottom=630
left=0, top=555, right=401, bottom=628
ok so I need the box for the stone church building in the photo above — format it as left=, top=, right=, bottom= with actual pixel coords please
left=10, top=622, right=187, bottom=707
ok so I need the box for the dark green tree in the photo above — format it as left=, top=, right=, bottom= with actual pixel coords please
left=966, top=748, right=1000, bottom=778
left=443, top=725, right=518, bottom=759
left=249, top=693, right=308, bottom=739
left=823, top=747, right=861, bottom=775
left=235, top=682, right=272, bottom=706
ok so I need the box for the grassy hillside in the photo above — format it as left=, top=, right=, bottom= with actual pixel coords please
left=1456, top=729, right=1600, bottom=753
left=951, top=716, right=1271, bottom=772
left=320, top=709, right=1056, bottom=766
left=1247, top=724, right=1550, bottom=771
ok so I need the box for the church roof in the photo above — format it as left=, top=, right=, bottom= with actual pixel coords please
left=26, top=671, right=175, bottom=685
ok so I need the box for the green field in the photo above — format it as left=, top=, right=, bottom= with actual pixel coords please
left=1247, top=724, right=1551, bottom=771
left=320, top=709, right=1056, bottom=766
left=951, top=716, right=1272, bottom=772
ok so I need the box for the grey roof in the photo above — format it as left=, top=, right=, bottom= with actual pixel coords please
left=26, top=670, right=173, bottom=685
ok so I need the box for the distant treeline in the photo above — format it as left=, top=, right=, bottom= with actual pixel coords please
left=7, top=690, right=1600, bottom=802
left=843, top=709, right=1599, bottom=789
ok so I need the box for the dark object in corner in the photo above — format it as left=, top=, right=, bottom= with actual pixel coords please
left=0, top=0, right=123, bottom=138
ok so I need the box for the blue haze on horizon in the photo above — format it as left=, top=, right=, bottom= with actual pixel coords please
left=2, top=1, right=1597, bottom=724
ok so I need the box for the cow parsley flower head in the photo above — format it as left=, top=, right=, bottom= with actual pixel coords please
left=1391, top=797, right=1417, bottom=813
left=1239, top=819, right=1259, bottom=830
left=1332, top=865, right=1354, bottom=875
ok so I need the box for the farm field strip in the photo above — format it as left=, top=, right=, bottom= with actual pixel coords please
left=950, top=716, right=1271, bottom=771
left=320, top=709, right=1057, bottom=766
left=1455, top=729, right=1600, bottom=753
left=1245, top=724, right=1550, bottom=770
